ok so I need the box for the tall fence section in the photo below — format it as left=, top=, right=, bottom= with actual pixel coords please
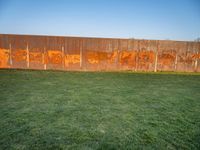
left=0, top=34, right=200, bottom=72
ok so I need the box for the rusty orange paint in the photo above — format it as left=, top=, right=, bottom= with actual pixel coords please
left=0, top=49, right=10, bottom=68
left=86, top=51, right=107, bottom=64
left=181, top=53, right=200, bottom=64
left=137, top=51, right=155, bottom=70
left=12, top=50, right=27, bottom=62
left=192, top=53, right=200, bottom=59
left=48, top=50, right=62, bottom=64
left=86, top=50, right=118, bottom=64
left=65, top=54, right=80, bottom=67
left=108, top=50, right=118, bottom=64
left=159, top=52, right=176, bottom=65
left=138, top=51, right=155, bottom=63
left=29, top=52, right=43, bottom=63
left=179, top=53, right=193, bottom=63
left=119, top=51, right=137, bottom=67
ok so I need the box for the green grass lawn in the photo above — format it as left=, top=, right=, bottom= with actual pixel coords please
left=0, top=69, right=200, bottom=150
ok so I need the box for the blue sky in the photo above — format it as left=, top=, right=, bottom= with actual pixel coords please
left=0, top=0, right=199, bottom=41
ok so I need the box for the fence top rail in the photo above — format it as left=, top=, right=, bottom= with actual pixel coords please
left=0, top=33, right=199, bottom=44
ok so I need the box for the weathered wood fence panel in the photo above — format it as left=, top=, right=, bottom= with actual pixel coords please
left=0, top=34, right=199, bottom=72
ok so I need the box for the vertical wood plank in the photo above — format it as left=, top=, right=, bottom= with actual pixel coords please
left=26, top=43, right=29, bottom=68
left=154, top=41, right=159, bottom=72
left=9, top=43, right=12, bottom=67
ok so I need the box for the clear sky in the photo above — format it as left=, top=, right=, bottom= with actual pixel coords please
left=0, top=0, right=199, bottom=41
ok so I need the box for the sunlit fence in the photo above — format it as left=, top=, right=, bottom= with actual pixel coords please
left=0, top=34, right=199, bottom=72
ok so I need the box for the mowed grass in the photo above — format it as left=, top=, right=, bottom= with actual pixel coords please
left=0, top=69, right=200, bottom=150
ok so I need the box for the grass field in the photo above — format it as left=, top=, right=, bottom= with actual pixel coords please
left=0, top=69, right=200, bottom=150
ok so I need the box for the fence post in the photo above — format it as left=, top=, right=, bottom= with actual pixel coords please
left=43, top=47, right=47, bottom=70
left=134, top=40, right=137, bottom=71
left=174, top=52, right=178, bottom=71
left=194, top=51, right=198, bottom=72
left=154, top=41, right=159, bottom=72
left=9, top=43, right=12, bottom=68
left=80, top=40, right=83, bottom=68
left=26, top=43, right=29, bottom=68
left=135, top=40, right=139, bottom=71
left=62, top=46, right=65, bottom=69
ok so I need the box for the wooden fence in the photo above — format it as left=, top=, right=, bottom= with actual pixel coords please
left=0, top=34, right=199, bottom=72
